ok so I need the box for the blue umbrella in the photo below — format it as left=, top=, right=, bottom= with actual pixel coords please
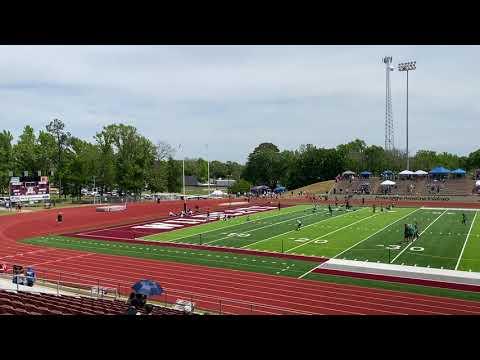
left=132, top=280, right=164, bottom=296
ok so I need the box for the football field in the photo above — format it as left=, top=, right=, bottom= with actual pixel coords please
left=142, top=204, right=480, bottom=272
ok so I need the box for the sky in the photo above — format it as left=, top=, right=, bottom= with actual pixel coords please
left=0, top=45, right=478, bottom=163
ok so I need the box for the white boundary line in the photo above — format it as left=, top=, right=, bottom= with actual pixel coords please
left=241, top=208, right=368, bottom=249
left=206, top=208, right=330, bottom=245
left=455, top=211, right=478, bottom=270
left=286, top=211, right=378, bottom=253
left=148, top=205, right=308, bottom=243
left=390, top=209, right=448, bottom=263
left=297, top=264, right=323, bottom=279
left=329, top=207, right=421, bottom=261
left=421, top=207, right=478, bottom=211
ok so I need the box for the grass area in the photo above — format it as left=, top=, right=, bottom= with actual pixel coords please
left=23, top=236, right=320, bottom=277
left=304, top=272, right=480, bottom=302
left=289, top=180, right=335, bottom=195
left=457, top=211, right=480, bottom=271
left=185, top=186, right=214, bottom=195
left=143, top=205, right=311, bottom=243
left=141, top=205, right=480, bottom=271
left=0, top=210, right=15, bottom=216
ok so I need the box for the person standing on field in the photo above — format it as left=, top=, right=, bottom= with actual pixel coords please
left=462, top=213, right=467, bottom=225
left=296, top=219, right=302, bottom=231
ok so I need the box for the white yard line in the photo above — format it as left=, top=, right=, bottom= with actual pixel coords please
left=330, top=207, right=421, bottom=261
left=205, top=208, right=329, bottom=245
left=455, top=211, right=478, bottom=270
left=390, top=209, right=448, bottom=264
left=150, top=206, right=307, bottom=243
left=241, top=208, right=368, bottom=249
left=286, top=211, right=378, bottom=253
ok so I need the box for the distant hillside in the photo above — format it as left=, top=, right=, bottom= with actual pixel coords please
left=289, top=180, right=335, bottom=194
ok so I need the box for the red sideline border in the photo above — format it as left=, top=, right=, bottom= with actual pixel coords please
left=313, top=267, right=480, bottom=293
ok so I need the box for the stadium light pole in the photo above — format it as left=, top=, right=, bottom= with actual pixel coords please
left=398, top=61, right=416, bottom=170
left=206, top=144, right=210, bottom=196
left=179, top=144, right=185, bottom=197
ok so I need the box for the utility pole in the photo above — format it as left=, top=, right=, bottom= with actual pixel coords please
left=206, top=144, right=210, bottom=196
left=93, top=176, right=96, bottom=205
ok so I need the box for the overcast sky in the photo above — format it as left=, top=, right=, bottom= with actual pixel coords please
left=0, top=45, right=477, bottom=163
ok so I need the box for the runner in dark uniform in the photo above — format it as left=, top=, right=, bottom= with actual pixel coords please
left=462, top=213, right=467, bottom=225
left=328, top=204, right=333, bottom=216
left=296, top=219, right=302, bottom=231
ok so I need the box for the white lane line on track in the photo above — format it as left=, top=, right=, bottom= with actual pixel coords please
left=391, top=209, right=448, bottom=264
left=29, top=253, right=95, bottom=267
left=29, top=248, right=480, bottom=314
left=455, top=211, right=478, bottom=270
left=35, top=256, right=456, bottom=315
left=242, top=208, right=368, bottom=249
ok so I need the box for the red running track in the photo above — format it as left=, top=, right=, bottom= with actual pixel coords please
left=2, top=199, right=480, bottom=315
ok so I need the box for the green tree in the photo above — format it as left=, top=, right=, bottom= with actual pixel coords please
left=167, top=157, right=182, bottom=192
left=36, top=130, right=57, bottom=177
left=243, top=142, right=284, bottom=189
left=0, top=130, right=14, bottom=194
left=228, top=179, right=252, bottom=194
left=46, top=119, right=72, bottom=195
left=13, top=125, right=37, bottom=176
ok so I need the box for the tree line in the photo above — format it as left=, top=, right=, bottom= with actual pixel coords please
left=0, top=120, right=244, bottom=197
left=2, top=120, right=479, bottom=197
left=241, top=140, right=480, bottom=191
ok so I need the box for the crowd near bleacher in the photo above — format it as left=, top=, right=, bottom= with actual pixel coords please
left=330, top=167, right=479, bottom=197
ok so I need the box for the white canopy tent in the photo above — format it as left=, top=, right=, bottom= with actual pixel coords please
left=399, top=170, right=415, bottom=176
left=381, top=180, right=396, bottom=186
left=476, top=180, right=480, bottom=187
left=210, top=190, right=226, bottom=196
left=414, top=170, right=428, bottom=176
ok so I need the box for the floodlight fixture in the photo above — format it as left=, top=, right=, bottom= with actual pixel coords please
left=398, top=59, right=416, bottom=170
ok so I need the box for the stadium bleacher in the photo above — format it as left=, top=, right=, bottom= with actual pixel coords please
left=0, top=289, right=187, bottom=315
left=331, top=175, right=476, bottom=196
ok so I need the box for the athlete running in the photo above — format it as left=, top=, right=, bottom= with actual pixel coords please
left=296, top=219, right=302, bottom=231
left=462, top=213, right=467, bottom=225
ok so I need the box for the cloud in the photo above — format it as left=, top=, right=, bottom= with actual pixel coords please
left=0, top=45, right=478, bottom=162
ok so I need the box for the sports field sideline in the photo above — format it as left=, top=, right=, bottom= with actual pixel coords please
left=24, top=204, right=480, bottom=275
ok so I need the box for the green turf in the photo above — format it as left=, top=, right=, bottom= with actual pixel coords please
left=23, top=235, right=320, bottom=277
left=143, top=204, right=311, bottom=242
left=457, top=211, right=480, bottom=272
left=304, top=272, right=480, bottom=302
left=261, top=207, right=415, bottom=257
left=23, top=205, right=480, bottom=279
left=336, top=208, right=446, bottom=265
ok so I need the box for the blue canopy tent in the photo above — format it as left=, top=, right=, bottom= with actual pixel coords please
left=381, top=170, right=394, bottom=180
left=360, top=171, right=372, bottom=178
left=251, top=185, right=270, bottom=194
left=451, top=168, right=466, bottom=177
left=273, top=186, right=286, bottom=194
left=429, top=166, right=450, bottom=179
